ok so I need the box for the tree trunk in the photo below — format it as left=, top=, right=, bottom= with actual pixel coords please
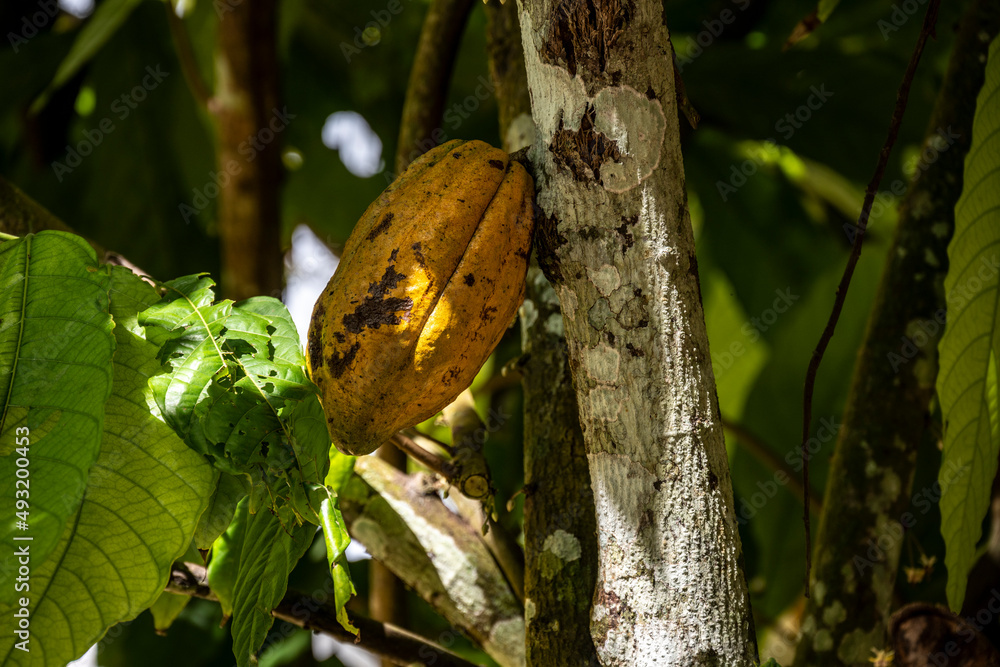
left=214, top=0, right=283, bottom=301
left=793, top=1, right=1000, bottom=665
left=516, top=1, right=756, bottom=664
left=485, top=2, right=601, bottom=665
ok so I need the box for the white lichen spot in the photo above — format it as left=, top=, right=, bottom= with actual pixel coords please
left=813, top=581, right=827, bottom=605
left=813, top=629, right=833, bottom=652
left=588, top=264, right=622, bottom=296
left=519, top=298, right=539, bottom=330
left=505, top=112, right=535, bottom=153
left=880, top=469, right=901, bottom=504
left=801, top=615, right=817, bottom=635
left=545, top=312, right=564, bottom=337
left=589, top=388, right=622, bottom=422
left=592, top=86, right=666, bottom=193
left=822, top=600, right=847, bottom=627
left=544, top=529, right=582, bottom=563
left=583, top=344, right=621, bottom=384
left=924, top=248, right=940, bottom=268
left=489, top=617, right=527, bottom=663
left=525, top=598, right=536, bottom=623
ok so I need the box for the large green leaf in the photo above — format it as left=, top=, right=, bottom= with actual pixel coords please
left=0, top=267, right=215, bottom=666
left=0, top=232, right=115, bottom=596
left=937, top=34, right=1000, bottom=612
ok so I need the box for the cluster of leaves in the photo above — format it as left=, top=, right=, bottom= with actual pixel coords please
left=0, top=231, right=356, bottom=667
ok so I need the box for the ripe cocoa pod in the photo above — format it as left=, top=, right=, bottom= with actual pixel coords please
left=308, top=139, right=535, bottom=456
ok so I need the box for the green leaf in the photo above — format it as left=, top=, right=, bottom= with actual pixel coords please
left=325, top=450, right=356, bottom=494
left=230, top=509, right=314, bottom=667
left=208, top=497, right=250, bottom=619
left=149, top=592, right=192, bottom=634
left=316, top=492, right=357, bottom=635
left=0, top=231, right=115, bottom=597
left=30, top=0, right=146, bottom=113
left=937, top=34, right=1000, bottom=612
left=193, top=471, right=250, bottom=549
left=0, top=266, right=215, bottom=666
left=236, top=297, right=307, bottom=367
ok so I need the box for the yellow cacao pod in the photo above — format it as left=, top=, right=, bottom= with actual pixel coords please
left=307, top=139, right=535, bottom=456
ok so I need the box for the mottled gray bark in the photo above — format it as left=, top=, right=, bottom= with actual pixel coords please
left=516, top=1, right=756, bottom=664
left=792, top=2, right=1000, bottom=665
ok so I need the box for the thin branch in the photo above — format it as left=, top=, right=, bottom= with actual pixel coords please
left=166, top=562, right=482, bottom=667
left=800, top=0, right=941, bottom=592
left=391, top=432, right=458, bottom=478
left=394, top=0, right=475, bottom=173
left=442, top=390, right=525, bottom=602
left=164, top=3, right=212, bottom=108
left=343, top=456, right=525, bottom=666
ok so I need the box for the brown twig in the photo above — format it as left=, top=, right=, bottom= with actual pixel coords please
left=799, top=0, right=941, bottom=593
left=394, top=0, right=476, bottom=174
left=167, top=562, right=483, bottom=667
left=391, top=432, right=458, bottom=479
